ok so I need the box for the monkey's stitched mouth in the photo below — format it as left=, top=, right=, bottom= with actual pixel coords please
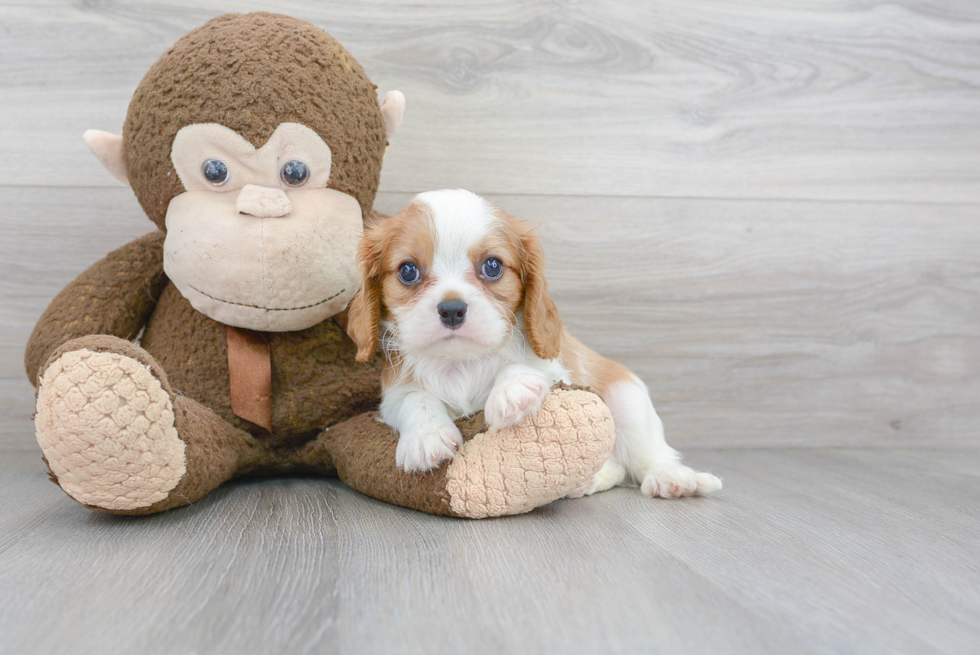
left=187, top=285, right=345, bottom=311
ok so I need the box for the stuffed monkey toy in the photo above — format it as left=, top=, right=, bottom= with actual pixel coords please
left=25, top=13, right=615, bottom=519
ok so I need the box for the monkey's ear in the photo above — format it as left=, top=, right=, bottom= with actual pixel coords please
left=83, top=130, right=129, bottom=185
left=380, top=91, right=406, bottom=143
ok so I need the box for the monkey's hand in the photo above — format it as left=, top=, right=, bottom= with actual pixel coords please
left=25, top=231, right=168, bottom=386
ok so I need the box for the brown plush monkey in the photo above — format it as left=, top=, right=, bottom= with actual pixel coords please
left=25, top=13, right=615, bottom=518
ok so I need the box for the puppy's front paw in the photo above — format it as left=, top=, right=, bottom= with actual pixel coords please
left=640, top=465, right=722, bottom=498
left=396, top=421, right=463, bottom=473
left=485, top=372, right=549, bottom=429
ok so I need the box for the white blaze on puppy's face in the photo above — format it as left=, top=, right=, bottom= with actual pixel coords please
left=162, top=122, right=362, bottom=332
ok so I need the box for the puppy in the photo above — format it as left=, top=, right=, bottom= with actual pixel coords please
left=347, top=189, right=721, bottom=498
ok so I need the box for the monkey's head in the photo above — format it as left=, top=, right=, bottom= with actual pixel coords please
left=84, top=13, right=405, bottom=332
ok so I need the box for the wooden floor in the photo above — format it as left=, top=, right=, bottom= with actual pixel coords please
left=2, top=448, right=979, bottom=654
left=2, top=1, right=979, bottom=653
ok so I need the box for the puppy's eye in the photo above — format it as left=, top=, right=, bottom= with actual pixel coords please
left=481, top=257, right=503, bottom=280
left=281, top=160, right=310, bottom=187
left=397, top=262, right=421, bottom=285
left=202, top=159, right=229, bottom=186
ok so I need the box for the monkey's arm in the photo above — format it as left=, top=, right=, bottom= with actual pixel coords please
left=25, top=231, right=168, bottom=386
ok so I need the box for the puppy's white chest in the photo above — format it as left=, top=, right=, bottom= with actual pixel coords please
left=413, top=358, right=500, bottom=419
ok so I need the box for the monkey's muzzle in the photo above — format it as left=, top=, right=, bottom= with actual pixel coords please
left=164, top=187, right=362, bottom=332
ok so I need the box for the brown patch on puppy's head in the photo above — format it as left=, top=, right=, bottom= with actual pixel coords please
left=493, top=209, right=563, bottom=360
left=124, top=12, right=387, bottom=229
left=347, top=201, right=437, bottom=361
left=467, top=213, right=525, bottom=323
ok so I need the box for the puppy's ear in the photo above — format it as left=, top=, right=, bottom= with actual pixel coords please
left=347, top=230, right=386, bottom=362
left=519, top=225, right=563, bottom=360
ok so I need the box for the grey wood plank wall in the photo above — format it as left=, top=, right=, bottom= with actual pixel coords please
left=1, top=1, right=978, bottom=451
left=4, top=1, right=980, bottom=201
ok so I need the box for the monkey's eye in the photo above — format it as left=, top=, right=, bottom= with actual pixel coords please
left=481, top=257, right=503, bottom=280
left=280, top=160, right=310, bottom=187
left=202, top=160, right=229, bottom=186
left=397, top=262, right=421, bottom=285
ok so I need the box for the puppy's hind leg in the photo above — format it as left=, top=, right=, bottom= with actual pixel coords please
left=603, top=378, right=721, bottom=498
left=566, top=453, right=628, bottom=498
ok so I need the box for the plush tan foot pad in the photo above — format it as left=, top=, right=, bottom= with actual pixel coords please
left=445, top=388, right=615, bottom=518
left=35, top=348, right=186, bottom=510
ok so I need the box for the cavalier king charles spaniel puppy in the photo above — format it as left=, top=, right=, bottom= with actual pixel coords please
left=347, top=189, right=721, bottom=498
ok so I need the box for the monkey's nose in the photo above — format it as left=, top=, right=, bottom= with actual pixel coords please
left=236, top=184, right=292, bottom=218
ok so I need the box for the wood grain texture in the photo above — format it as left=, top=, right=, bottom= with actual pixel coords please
left=1, top=448, right=978, bottom=655
left=4, top=187, right=977, bottom=450
left=1, top=1, right=979, bottom=201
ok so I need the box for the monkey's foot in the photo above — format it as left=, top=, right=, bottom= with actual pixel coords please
left=35, top=348, right=186, bottom=511
left=445, top=388, right=615, bottom=518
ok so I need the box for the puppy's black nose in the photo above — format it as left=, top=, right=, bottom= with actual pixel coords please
left=437, top=299, right=467, bottom=328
